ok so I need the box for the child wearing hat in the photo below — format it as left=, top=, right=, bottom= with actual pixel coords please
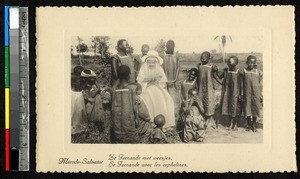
left=215, top=56, right=242, bottom=130
left=242, top=55, right=263, bottom=132
left=81, top=69, right=105, bottom=132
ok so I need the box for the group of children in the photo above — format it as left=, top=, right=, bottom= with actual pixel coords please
left=71, top=51, right=263, bottom=144
left=179, top=52, right=263, bottom=143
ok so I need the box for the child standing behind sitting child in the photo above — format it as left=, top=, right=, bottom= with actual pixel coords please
left=242, top=55, right=263, bottom=132
left=180, top=68, right=198, bottom=103
left=216, top=56, right=242, bottom=131
left=197, top=51, right=218, bottom=129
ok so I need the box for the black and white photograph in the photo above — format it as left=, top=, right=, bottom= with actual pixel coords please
left=36, top=6, right=295, bottom=173
left=70, top=35, right=263, bottom=144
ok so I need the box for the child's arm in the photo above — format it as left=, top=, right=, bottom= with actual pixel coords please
left=179, top=82, right=185, bottom=103
left=259, top=70, right=263, bottom=102
left=111, top=56, right=119, bottom=80
left=239, top=71, right=244, bottom=101
left=212, top=66, right=223, bottom=85
left=173, top=56, right=180, bottom=83
left=194, top=96, right=204, bottom=114
left=89, top=85, right=100, bottom=98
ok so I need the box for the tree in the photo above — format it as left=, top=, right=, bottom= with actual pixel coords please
left=76, top=37, right=88, bottom=66
left=155, top=39, right=166, bottom=55
left=90, top=36, right=111, bottom=62
left=214, top=35, right=232, bottom=66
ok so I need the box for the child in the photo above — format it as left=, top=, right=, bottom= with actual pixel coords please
left=182, top=88, right=206, bottom=143
left=197, top=51, right=218, bottom=129
left=180, top=68, right=198, bottom=103
left=242, top=55, right=263, bottom=132
left=135, top=86, right=153, bottom=142
left=149, top=115, right=169, bottom=144
left=81, top=69, right=105, bottom=132
left=71, top=66, right=84, bottom=92
left=216, top=56, right=242, bottom=130
left=111, top=65, right=141, bottom=143
left=71, top=66, right=87, bottom=135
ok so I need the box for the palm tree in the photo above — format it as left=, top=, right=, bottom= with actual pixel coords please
left=214, top=35, right=232, bottom=66
left=77, top=36, right=84, bottom=66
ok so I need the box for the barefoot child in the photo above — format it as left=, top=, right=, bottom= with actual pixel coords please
left=197, top=51, right=218, bottom=129
left=216, top=56, right=242, bottom=130
left=242, top=55, right=263, bottom=132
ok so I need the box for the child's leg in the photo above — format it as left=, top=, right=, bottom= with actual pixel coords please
left=226, top=116, right=232, bottom=130
left=252, top=117, right=257, bottom=132
left=246, top=116, right=252, bottom=131
left=215, top=116, right=218, bottom=129
left=231, top=117, right=238, bottom=131
left=207, top=116, right=217, bottom=129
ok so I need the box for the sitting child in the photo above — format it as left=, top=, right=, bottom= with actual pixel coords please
left=149, top=115, right=169, bottom=144
left=135, top=85, right=153, bottom=142
left=81, top=69, right=105, bottom=132
left=111, top=65, right=140, bottom=143
left=181, top=88, right=206, bottom=143
left=180, top=68, right=198, bottom=103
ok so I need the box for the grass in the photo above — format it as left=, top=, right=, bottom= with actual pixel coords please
left=71, top=52, right=263, bottom=144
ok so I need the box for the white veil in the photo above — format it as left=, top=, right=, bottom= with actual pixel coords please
left=137, top=62, right=168, bottom=91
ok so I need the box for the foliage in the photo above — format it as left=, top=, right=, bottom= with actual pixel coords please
left=155, top=39, right=166, bottom=55
left=76, top=43, right=88, bottom=54
left=90, top=36, right=111, bottom=59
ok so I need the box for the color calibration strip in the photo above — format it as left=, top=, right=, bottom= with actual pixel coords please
left=5, top=6, right=11, bottom=171
left=4, top=6, right=30, bottom=171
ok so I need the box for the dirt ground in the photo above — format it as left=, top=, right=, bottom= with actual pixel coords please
left=201, top=126, right=263, bottom=144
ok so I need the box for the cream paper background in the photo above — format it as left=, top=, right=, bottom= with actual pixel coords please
left=36, top=6, right=295, bottom=172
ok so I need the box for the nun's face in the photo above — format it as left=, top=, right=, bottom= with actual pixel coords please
left=146, top=57, right=158, bottom=69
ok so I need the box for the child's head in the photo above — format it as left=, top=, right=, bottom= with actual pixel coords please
left=188, top=68, right=198, bottom=81
left=71, top=76, right=83, bottom=91
left=188, top=88, right=198, bottom=98
left=200, top=51, right=211, bottom=64
left=246, top=55, right=257, bottom=70
left=73, top=66, right=85, bottom=76
left=141, top=44, right=150, bottom=56
left=154, top=114, right=166, bottom=128
left=81, top=69, right=97, bottom=88
left=166, top=40, right=175, bottom=54
left=117, top=65, right=131, bottom=81
left=227, top=56, right=239, bottom=69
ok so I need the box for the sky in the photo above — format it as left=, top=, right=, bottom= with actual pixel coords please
left=71, top=35, right=263, bottom=55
